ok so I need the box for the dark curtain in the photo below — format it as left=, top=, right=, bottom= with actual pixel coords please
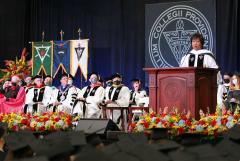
left=216, top=0, right=240, bottom=73
left=0, top=0, right=239, bottom=88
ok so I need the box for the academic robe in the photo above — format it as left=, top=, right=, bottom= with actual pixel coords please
left=73, top=85, right=105, bottom=118
left=217, top=83, right=230, bottom=109
left=180, top=49, right=218, bottom=68
left=105, top=85, right=130, bottom=123
left=129, top=89, right=148, bottom=107
left=23, top=85, right=33, bottom=94
left=0, top=86, right=26, bottom=114
left=25, top=85, right=52, bottom=114
left=51, top=85, right=77, bottom=114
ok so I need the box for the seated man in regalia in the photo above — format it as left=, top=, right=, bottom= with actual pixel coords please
left=25, top=75, right=52, bottom=114
left=49, top=73, right=77, bottom=114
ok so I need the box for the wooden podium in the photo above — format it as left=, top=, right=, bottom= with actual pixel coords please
left=144, top=67, right=218, bottom=120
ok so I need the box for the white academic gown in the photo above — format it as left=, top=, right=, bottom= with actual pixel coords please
left=25, top=86, right=52, bottom=114
left=51, top=85, right=77, bottom=114
left=180, top=49, right=222, bottom=92
left=217, top=83, right=230, bottom=109
left=130, top=89, right=148, bottom=107
left=180, top=49, right=218, bottom=68
left=105, top=85, right=130, bottom=123
left=46, top=85, right=59, bottom=112
left=73, top=85, right=105, bottom=118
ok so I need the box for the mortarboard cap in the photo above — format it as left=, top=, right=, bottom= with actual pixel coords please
left=58, top=72, right=68, bottom=79
left=13, top=156, right=49, bottom=161
left=228, top=124, right=240, bottom=141
left=4, top=132, right=34, bottom=158
left=29, top=139, right=73, bottom=159
left=131, top=78, right=140, bottom=83
left=101, top=143, right=121, bottom=156
left=150, top=128, right=169, bottom=140
left=44, top=75, right=52, bottom=79
left=214, top=139, right=240, bottom=160
left=86, top=133, right=103, bottom=147
left=148, top=140, right=180, bottom=152
left=169, top=150, right=197, bottom=161
left=0, top=127, right=5, bottom=138
left=33, top=75, right=42, bottom=80
left=0, top=122, right=7, bottom=136
left=186, top=144, right=220, bottom=159
left=88, top=72, right=100, bottom=80
left=74, top=146, right=116, bottom=161
left=105, top=77, right=113, bottom=82
left=175, top=133, right=205, bottom=146
left=44, top=131, right=68, bottom=142
left=68, top=74, right=74, bottom=80
left=126, top=144, right=170, bottom=161
left=106, top=131, right=126, bottom=141
left=4, top=133, right=30, bottom=152
left=111, top=73, right=122, bottom=79
left=112, top=151, right=140, bottom=161
left=128, top=132, right=148, bottom=144
left=67, top=131, right=87, bottom=146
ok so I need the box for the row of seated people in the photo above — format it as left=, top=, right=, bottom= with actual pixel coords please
left=0, top=73, right=149, bottom=124
left=218, top=72, right=240, bottom=112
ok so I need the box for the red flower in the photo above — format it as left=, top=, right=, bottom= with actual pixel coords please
left=21, top=119, right=30, bottom=126
left=143, top=121, right=149, bottom=128
left=177, top=127, right=184, bottom=134
left=199, top=120, right=206, bottom=125
left=150, top=112, right=156, bottom=118
left=221, top=118, right=228, bottom=125
left=181, top=116, right=187, bottom=121
left=210, top=120, right=217, bottom=127
left=155, top=117, right=161, bottom=124
left=163, top=122, right=168, bottom=128
left=129, top=122, right=136, bottom=131
left=185, top=120, right=192, bottom=126
left=43, top=117, right=49, bottom=122
left=39, top=126, right=45, bottom=131
left=49, top=125, right=55, bottom=131
left=214, top=130, right=218, bottom=138
left=54, top=117, right=60, bottom=122
left=11, top=125, right=19, bottom=132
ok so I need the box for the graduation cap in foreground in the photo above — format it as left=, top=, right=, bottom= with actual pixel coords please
left=101, top=143, right=121, bottom=155
left=150, top=128, right=169, bottom=140
left=228, top=123, right=240, bottom=142
left=175, top=133, right=205, bottom=146
left=29, top=139, right=74, bottom=159
left=214, top=139, right=240, bottom=160
left=125, top=143, right=170, bottom=161
left=44, top=131, right=87, bottom=147
left=75, top=146, right=115, bottom=161
left=148, top=140, right=181, bottom=152
left=0, top=125, right=6, bottom=138
left=112, top=151, right=140, bottom=161
left=86, top=133, right=104, bottom=147
left=13, top=156, right=49, bottom=161
left=169, top=150, right=197, bottom=161
left=4, top=132, right=34, bottom=158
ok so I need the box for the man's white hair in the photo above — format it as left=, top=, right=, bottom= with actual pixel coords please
left=11, top=75, right=20, bottom=83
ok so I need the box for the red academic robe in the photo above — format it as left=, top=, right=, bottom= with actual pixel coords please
left=0, top=87, right=26, bottom=114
